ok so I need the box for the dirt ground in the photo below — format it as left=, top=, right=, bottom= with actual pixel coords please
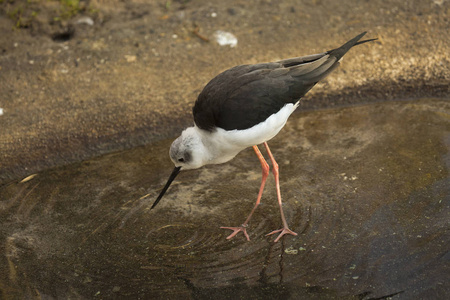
left=0, top=0, right=449, bottom=184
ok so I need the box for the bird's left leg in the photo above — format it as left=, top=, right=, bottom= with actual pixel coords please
left=221, top=145, right=269, bottom=241
left=263, top=142, right=298, bottom=242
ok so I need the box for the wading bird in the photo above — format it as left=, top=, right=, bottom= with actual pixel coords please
left=152, top=32, right=375, bottom=242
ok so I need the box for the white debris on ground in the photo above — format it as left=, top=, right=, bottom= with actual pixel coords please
left=76, top=17, right=94, bottom=26
left=0, top=108, right=3, bottom=116
left=284, top=246, right=299, bottom=255
left=214, top=30, right=238, bottom=48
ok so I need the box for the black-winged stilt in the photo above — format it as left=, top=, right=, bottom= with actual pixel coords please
left=152, top=32, right=376, bottom=242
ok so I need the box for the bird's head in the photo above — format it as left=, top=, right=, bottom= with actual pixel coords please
left=169, top=127, right=206, bottom=170
left=151, top=127, right=206, bottom=209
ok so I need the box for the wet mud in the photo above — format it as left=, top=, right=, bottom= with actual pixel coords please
left=1, top=98, right=449, bottom=299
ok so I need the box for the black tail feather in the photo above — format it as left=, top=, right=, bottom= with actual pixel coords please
left=326, top=33, right=377, bottom=58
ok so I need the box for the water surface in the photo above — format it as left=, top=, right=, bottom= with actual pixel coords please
left=1, top=99, right=449, bottom=299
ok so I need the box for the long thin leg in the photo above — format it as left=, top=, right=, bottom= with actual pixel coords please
left=221, top=145, right=270, bottom=241
left=263, top=142, right=298, bottom=242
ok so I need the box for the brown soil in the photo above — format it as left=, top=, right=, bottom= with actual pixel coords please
left=0, top=0, right=449, bottom=184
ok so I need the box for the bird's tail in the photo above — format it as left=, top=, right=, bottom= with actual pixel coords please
left=291, top=32, right=376, bottom=83
left=326, top=31, right=376, bottom=61
left=277, top=32, right=376, bottom=100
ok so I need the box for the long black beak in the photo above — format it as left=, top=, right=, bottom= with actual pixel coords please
left=151, top=166, right=181, bottom=209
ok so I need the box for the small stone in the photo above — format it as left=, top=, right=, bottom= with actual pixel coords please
left=227, top=8, right=236, bottom=15
left=125, top=55, right=137, bottom=62
left=151, top=48, right=159, bottom=57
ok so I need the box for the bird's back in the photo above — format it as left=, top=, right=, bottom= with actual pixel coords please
left=193, top=32, right=372, bottom=132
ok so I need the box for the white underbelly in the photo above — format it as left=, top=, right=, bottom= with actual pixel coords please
left=222, top=102, right=298, bottom=146
left=201, top=103, right=298, bottom=164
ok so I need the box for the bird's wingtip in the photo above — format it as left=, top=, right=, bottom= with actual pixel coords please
left=358, top=31, right=367, bottom=38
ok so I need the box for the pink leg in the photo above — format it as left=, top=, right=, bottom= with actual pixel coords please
left=263, top=142, right=298, bottom=242
left=221, top=145, right=269, bottom=241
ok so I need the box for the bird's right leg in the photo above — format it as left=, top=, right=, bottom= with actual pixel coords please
left=221, top=145, right=269, bottom=241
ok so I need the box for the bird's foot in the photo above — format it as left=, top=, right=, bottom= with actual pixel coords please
left=266, top=227, right=297, bottom=242
left=220, top=225, right=250, bottom=241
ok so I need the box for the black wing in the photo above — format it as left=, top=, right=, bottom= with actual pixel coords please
left=193, top=32, right=373, bottom=131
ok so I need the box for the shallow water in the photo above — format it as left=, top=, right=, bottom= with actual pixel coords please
left=1, top=99, right=449, bottom=299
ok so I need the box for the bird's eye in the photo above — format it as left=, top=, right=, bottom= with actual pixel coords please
left=178, top=158, right=185, bottom=163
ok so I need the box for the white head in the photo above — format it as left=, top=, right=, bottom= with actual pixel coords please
left=151, top=126, right=207, bottom=209
left=169, top=127, right=207, bottom=170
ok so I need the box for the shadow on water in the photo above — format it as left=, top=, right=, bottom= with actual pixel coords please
left=0, top=99, right=449, bottom=299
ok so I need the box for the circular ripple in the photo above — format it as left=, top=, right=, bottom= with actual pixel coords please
left=149, top=223, right=200, bottom=250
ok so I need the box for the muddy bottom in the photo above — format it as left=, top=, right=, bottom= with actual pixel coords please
left=1, top=99, right=449, bottom=299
